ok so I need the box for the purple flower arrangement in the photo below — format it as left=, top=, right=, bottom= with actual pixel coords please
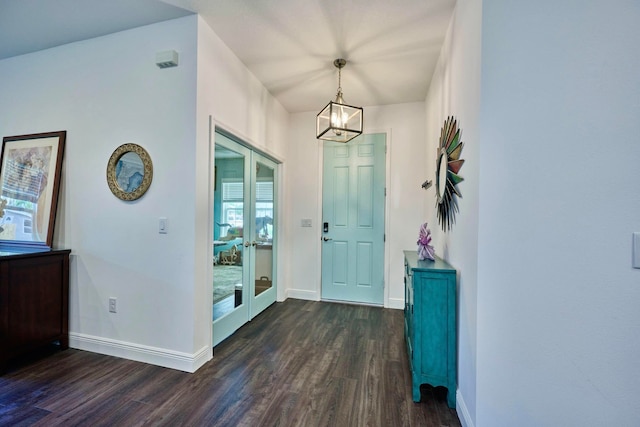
left=417, top=222, right=435, bottom=261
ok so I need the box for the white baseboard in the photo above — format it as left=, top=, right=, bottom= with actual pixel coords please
left=70, top=332, right=212, bottom=373
left=286, top=288, right=319, bottom=301
left=387, top=297, right=404, bottom=309
left=288, top=290, right=403, bottom=308
left=456, top=389, right=474, bottom=427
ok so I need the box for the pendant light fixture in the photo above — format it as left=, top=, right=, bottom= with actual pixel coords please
left=316, top=58, right=363, bottom=143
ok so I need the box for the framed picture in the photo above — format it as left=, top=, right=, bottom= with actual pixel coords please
left=0, top=131, right=66, bottom=249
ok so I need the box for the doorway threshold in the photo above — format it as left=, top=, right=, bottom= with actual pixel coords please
left=321, top=298, right=383, bottom=308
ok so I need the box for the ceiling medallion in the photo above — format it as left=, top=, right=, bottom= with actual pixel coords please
left=435, top=116, right=465, bottom=232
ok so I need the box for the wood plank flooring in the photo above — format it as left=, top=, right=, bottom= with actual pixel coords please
left=0, top=299, right=461, bottom=427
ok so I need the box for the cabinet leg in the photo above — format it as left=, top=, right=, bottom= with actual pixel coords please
left=446, top=388, right=456, bottom=409
left=412, top=374, right=421, bottom=402
left=412, top=386, right=421, bottom=402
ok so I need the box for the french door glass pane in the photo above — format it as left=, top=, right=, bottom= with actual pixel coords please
left=213, top=145, right=245, bottom=322
left=254, top=162, right=274, bottom=297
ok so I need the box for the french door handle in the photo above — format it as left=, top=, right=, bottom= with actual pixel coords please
left=323, top=237, right=333, bottom=242
left=252, top=241, right=258, bottom=247
left=244, top=241, right=251, bottom=248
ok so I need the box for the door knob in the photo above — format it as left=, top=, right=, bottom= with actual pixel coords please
left=252, top=241, right=258, bottom=247
left=244, top=241, right=251, bottom=247
left=323, top=237, right=332, bottom=242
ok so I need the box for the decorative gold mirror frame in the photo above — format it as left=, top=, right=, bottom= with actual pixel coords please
left=106, top=143, right=153, bottom=201
left=435, top=116, right=465, bottom=232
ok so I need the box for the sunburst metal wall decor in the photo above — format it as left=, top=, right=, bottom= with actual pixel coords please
left=435, top=116, right=465, bottom=232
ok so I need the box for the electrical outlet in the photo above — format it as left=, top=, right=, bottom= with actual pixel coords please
left=109, top=297, right=117, bottom=313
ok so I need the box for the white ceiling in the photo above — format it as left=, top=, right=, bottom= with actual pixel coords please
left=0, top=0, right=455, bottom=113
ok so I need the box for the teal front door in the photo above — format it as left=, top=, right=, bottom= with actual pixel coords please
left=321, top=133, right=386, bottom=305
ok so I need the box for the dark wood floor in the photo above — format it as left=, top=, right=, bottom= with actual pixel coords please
left=0, top=299, right=461, bottom=427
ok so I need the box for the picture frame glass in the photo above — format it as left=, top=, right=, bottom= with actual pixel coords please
left=0, top=131, right=66, bottom=249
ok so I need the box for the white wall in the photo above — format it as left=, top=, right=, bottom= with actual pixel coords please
left=0, top=16, right=205, bottom=370
left=196, top=16, right=290, bottom=305
left=286, top=103, right=427, bottom=307
left=0, top=14, right=290, bottom=373
left=477, top=1, right=640, bottom=426
left=285, top=111, right=323, bottom=301
left=424, top=0, right=482, bottom=425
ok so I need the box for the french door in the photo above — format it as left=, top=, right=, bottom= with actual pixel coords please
left=213, top=131, right=277, bottom=346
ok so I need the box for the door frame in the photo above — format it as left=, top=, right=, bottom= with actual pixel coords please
left=209, top=120, right=284, bottom=348
left=316, top=129, right=392, bottom=307
left=212, top=133, right=251, bottom=347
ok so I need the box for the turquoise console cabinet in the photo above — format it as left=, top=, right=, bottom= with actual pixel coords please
left=403, top=250, right=456, bottom=408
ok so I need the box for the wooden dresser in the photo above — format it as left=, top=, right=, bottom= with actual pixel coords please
left=404, top=250, right=456, bottom=408
left=0, top=247, right=71, bottom=372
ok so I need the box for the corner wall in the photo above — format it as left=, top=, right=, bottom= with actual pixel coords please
left=0, top=14, right=292, bottom=372
left=0, top=16, right=205, bottom=370
left=477, top=1, right=640, bottom=425
left=196, top=16, right=290, bottom=308
left=424, top=0, right=482, bottom=425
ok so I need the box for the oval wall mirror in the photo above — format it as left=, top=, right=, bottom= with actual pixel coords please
left=436, top=149, right=448, bottom=200
left=106, top=143, right=153, bottom=201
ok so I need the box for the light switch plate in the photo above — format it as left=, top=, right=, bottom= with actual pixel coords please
left=301, top=218, right=312, bottom=227
left=159, top=217, right=168, bottom=234
left=633, top=233, right=640, bottom=269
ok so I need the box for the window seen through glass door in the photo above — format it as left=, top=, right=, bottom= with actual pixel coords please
left=255, top=180, right=273, bottom=241
left=221, top=180, right=243, bottom=237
